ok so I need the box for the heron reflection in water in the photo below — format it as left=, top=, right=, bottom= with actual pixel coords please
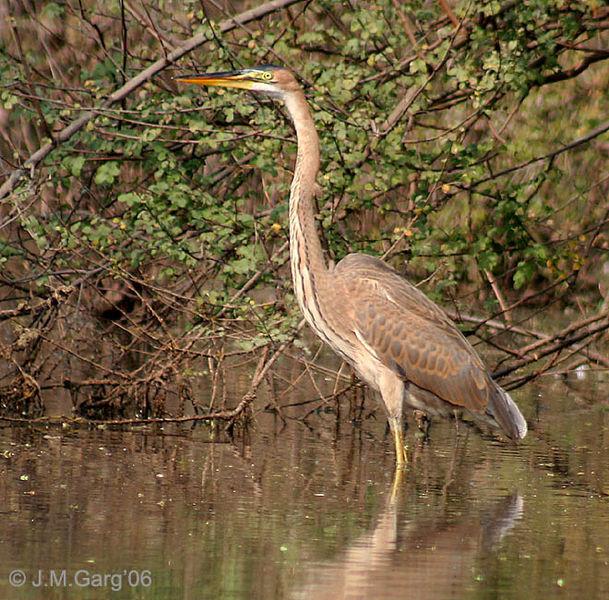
left=177, top=66, right=527, bottom=465
left=290, top=479, right=524, bottom=600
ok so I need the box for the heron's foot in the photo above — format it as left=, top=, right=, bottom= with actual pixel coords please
left=390, top=417, right=408, bottom=467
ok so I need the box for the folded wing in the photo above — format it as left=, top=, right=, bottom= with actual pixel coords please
left=336, top=254, right=493, bottom=413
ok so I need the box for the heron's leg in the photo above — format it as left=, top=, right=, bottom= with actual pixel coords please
left=389, top=461, right=404, bottom=503
left=389, top=416, right=408, bottom=467
left=379, top=370, right=408, bottom=467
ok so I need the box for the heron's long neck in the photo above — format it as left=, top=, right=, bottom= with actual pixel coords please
left=283, top=91, right=329, bottom=312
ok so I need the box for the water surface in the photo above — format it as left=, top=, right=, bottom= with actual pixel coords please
left=0, top=373, right=607, bottom=599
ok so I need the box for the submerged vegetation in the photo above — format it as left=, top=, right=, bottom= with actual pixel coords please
left=0, top=0, right=608, bottom=421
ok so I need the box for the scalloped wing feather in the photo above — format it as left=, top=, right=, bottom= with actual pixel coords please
left=335, top=254, right=492, bottom=412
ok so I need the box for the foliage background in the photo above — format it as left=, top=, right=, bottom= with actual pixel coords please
left=0, top=0, right=608, bottom=420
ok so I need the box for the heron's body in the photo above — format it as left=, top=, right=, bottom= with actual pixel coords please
left=178, top=66, right=527, bottom=464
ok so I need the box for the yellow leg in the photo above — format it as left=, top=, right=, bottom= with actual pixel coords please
left=389, top=416, right=408, bottom=467
left=389, top=462, right=404, bottom=504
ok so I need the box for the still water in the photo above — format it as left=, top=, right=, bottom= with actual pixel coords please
left=0, top=373, right=607, bottom=599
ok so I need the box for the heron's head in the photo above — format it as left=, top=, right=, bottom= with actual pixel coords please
left=175, top=65, right=299, bottom=97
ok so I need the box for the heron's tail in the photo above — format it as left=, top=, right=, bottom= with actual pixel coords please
left=487, top=384, right=528, bottom=440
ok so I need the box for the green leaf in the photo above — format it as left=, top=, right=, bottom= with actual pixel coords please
left=513, top=261, right=535, bottom=290
left=63, top=155, right=86, bottom=177
left=117, top=192, right=141, bottom=207
left=41, top=2, right=64, bottom=18
left=94, top=162, right=120, bottom=186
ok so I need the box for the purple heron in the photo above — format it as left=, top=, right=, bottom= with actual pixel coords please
left=177, top=66, right=527, bottom=465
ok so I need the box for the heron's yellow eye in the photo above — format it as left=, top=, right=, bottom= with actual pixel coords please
left=251, top=71, right=273, bottom=81
left=255, top=71, right=273, bottom=81
left=246, top=70, right=273, bottom=82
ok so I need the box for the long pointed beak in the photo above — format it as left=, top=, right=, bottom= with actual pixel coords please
left=175, top=70, right=254, bottom=90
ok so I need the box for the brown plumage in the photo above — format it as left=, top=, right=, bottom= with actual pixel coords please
left=177, top=66, right=528, bottom=465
